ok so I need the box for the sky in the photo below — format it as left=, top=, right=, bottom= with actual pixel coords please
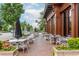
left=20, top=3, right=45, bottom=28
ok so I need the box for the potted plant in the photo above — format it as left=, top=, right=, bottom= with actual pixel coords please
left=53, top=38, right=79, bottom=56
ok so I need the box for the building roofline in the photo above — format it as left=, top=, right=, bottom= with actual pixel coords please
left=43, top=3, right=53, bottom=19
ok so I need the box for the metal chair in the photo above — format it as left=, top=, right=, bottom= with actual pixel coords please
left=49, top=34, right=54, bottom=44
left=44, top=33, right=50, bottom=41
left=54, top=35, right=61, bottom=44
left=17, top=41, right=28, bottom=53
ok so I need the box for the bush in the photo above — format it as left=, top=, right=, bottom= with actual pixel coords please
left=67, top=38, right=79, bottom=49
left=2, top=46, right=16, bottom=51
left=56, top=38, right=79, bottom=50
left=56, top=44, right=68, bottom=50
left=0, top=41, right=3, bottom=49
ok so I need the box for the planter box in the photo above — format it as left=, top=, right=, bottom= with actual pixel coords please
left=53, top=47, right=79, bottom=56
left=0, top=49, right=18, bottom=56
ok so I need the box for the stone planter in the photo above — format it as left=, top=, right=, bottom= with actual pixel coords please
left=0, top=48, right=18, bottom=56
left=53, top=47, right=79, bottom=56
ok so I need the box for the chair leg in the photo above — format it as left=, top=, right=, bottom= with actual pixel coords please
left=50, top=40, right=52, bottom=44
left=23, top=48, right=25, bottom=53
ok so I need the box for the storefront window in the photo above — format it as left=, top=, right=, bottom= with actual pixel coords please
left=62, top=8, right=71, bottom=36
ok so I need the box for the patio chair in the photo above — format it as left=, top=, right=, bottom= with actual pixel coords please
left=55, top=37, right=62, bottom=45
left=42, top=32, right=46, bottom=38
left=49, top=34, right=54, bottom=44
left=18, top=41, right=28, bottom=53
left=60, top=37, right=67, bottom=45
left=25, top=37, right=31, bottom=48
left=44, top=33, right=50, bottom=41
left=28, top=35, right=34, bottom=44
left=54, top=35, right=61, bottom=44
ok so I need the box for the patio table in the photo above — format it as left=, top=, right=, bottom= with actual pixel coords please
left=27, top=34, right=35, bottom=44
left=44, top=33, right=50, bottom=40
left=9, top=38, right=29, bottom=53
left=9, top=38, right=29, bottom=42
left=49, top=34, right=54, bottom=44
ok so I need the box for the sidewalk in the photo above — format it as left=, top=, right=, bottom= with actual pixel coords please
left=18, top=34, right=53, bottom=56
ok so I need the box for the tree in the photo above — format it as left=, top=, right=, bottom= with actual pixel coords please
left=21, top=21, right=27, bottom=31
left=0, top=19, right=11, bottom=32
left=20, top=21, right=33, bottom=32
left=39, top=11, right=45, bottom=32
left=39, top=18, right=45, bottom=32
left=0, top=20, right=3, bottom=31
left=26, top=24, right=33, bottom=32
left=2, top=23, right=9, bottom=32
left=0, top=3, right=24, bottom=33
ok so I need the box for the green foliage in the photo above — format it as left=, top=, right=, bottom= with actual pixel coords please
left=0, top=3, right=24, bottom=32
left=2, top=23, right=10, bottom=32
left=20, top=21, right=33, bottom=32
left=0, top=41, right=3, bottom=49
left=56, top=38, right=79, bottom=50
left=1, top=46, right=16, bottom=51
left=39, top=18, right=45, bottom=32
left=21, top=21, right=27, bottom=31
left=39, top=12, right=45, bottom=32
left=26, top=24, right=33, bottom=31
left=0, top=20, right=5, bottom=31
left=0, top=3, right=24, bottom=25
left=0, top=19, right=11, bottom=32
left=67, top=38, right=79, bottom=49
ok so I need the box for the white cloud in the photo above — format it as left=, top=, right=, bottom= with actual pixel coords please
left=30, top=3, right=40, bottom=7
left=26, top=15, right=29, bottom=20
left=22, top=4, right=44, bottom=28
left=24, top=8, right=44, bottom=28
left=25, top=8, right=44, bottom=19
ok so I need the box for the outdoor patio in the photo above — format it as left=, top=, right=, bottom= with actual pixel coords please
left=1, top=3, right=79, bottom=56
left=18, top=33, right=53, bottom=56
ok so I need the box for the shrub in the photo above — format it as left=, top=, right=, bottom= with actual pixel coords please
left=56, top=44, right=68, bottom=50
left=56, top=38, right=79, bottom=50
left=0, top=41, right=3, bottom=49
left=67, top=38, right=79, bottom=49
left=2, top=46, right=16, bottom=51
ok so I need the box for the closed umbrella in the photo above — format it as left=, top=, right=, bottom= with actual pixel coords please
left=15, top=19, right=22, bottom=39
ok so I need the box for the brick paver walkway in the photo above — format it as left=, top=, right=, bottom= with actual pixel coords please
left=18, top=34, right=53, bottom=56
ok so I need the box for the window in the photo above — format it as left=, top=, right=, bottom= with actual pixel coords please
left=61, top=8, right=71, bottom=36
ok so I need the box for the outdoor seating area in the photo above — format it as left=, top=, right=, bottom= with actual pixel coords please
left=1, top=3, right=79, bottom=56
left=43, top=32, right=70, bottom=45
left=14, top=33, right=38, bottom=55
left=0, top=32, right=38, bottom=56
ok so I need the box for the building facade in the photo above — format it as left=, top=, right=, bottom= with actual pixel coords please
left=44, top=3, right=79, bottom=37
